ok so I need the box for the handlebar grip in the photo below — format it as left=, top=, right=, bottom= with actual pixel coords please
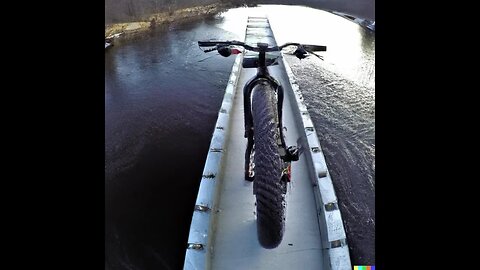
left=303, top=45, right=327, bottom=52
left=198, top=40, right=232, bottom=47
left=198, top=41, right=218, bottom=47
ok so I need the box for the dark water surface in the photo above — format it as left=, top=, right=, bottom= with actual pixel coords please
left=105, top=5, right=374, bottom=270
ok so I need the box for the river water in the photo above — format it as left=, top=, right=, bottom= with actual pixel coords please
left=105, top=5, right=374, bottom=270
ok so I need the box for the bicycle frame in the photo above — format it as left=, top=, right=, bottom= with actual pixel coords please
left=197, top=40, right=317, bottom=180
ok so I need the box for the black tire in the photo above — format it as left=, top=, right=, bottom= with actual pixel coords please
left=251, top=81, right=285, bottom=249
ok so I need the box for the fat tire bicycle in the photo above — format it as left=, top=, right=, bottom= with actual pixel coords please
left=198, top=40, right=326, bottom=248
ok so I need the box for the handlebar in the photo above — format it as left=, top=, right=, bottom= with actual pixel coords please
left=198, top=40, right=326, bottom=60
left=198, top=40, right=326, bottom=52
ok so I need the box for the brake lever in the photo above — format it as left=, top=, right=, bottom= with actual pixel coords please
left=202, top=47, right=217, bottom=53
left=305, top=49, right=324, bottom=60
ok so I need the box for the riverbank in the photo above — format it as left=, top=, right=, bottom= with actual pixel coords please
left=105, top=3, right=238, bottom=44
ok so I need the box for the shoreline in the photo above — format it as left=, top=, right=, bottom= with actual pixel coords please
left=104, top=3, right=374, bottom=49
left=105, top=3, right=238, bottom=46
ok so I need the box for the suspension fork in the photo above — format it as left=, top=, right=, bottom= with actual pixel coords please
left=243, top=76, right=258, bottom=181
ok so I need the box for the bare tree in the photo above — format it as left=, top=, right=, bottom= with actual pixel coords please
left=105, top=0, right=224, bottom=24
left=125, top=0, right=137, bottom=20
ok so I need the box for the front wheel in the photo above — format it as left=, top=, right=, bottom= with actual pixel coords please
left=251, top=81, right=286, bottom=249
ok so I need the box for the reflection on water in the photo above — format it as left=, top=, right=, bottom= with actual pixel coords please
left=105, top=18, right=238, bottom=270
left=216, top=5, right=375, bottom=89
left=106, top=5, right=374, bottom=269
